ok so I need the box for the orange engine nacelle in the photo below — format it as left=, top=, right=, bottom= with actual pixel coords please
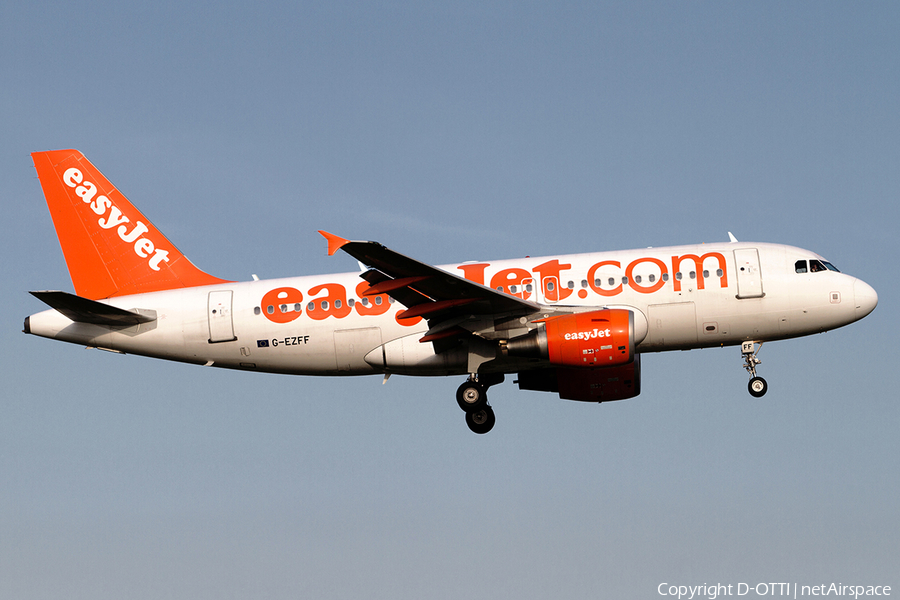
left=505, top=309, right=635, bottom=368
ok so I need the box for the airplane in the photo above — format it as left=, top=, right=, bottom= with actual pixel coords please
left=24, top=149, right=878, bottom=434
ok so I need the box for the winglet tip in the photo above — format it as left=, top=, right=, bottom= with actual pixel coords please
left=318, top=230, right=350, bottom=256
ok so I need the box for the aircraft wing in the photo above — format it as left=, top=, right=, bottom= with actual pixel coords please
left=319, top=231, right=541, bottom=340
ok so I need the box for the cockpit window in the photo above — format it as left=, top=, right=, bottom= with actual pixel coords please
left=810, top=260, right=828, bottom=273
left=797, top=258, right=840, bottom=274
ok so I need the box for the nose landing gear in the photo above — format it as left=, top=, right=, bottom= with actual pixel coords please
left=457, top=373, right=503, bottom=434
left=742, top=341, right=768, bottom=397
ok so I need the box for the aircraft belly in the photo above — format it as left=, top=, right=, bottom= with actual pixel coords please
left=364, top=331, right=468, bottom=376
left=334, top=327, right=383, bottom=373
left=645, top=302, right=698, bottom=349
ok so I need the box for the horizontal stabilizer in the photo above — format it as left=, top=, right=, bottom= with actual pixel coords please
left=30, top=290, right=156, bottom=326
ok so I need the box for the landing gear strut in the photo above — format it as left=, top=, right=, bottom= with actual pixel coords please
left=742, top=341, right=768, bottom=398
left=457, top=374, right=503, bottom=434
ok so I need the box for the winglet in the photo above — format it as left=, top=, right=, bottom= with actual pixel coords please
left=318, top=230, right=350, bottom=256
left=728, top=232, right=738, bottom=243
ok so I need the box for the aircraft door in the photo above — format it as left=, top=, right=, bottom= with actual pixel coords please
left=734, top=249, right=765, bottom=299
left=208, top=290, right=237, bottom=343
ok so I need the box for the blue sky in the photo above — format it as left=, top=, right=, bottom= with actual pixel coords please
left=2, top=2, right=898, bottom=598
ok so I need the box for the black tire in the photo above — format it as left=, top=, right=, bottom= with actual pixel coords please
left=456, top=381, right=487, bottom=412
left=748, top=376, right=768, bottom=398
left=465, top=406, right=495, bottom=434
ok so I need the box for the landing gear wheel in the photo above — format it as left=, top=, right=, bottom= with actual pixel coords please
left=748, top=376, right=768, bottom=398
left=456, top=381, right=487, bottom=412
left=465, top=406, right=495, bottom=434
left=741, top=342, right=768, bottom=398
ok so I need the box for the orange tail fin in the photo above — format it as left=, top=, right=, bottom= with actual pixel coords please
left=32, top=149, right=231, bottom=299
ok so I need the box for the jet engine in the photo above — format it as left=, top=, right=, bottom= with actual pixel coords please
left=504, top=308, right=636, bottom=368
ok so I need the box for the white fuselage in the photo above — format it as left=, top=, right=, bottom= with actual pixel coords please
left=26, top=241, right=877, bottom=377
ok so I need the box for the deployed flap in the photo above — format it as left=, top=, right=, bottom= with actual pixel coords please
left=30, top=290, right=156, bottom=326
left=318, top=231, right=540, bottom=319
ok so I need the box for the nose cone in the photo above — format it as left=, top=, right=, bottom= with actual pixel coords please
left=854, top=279, right=878, bottom=320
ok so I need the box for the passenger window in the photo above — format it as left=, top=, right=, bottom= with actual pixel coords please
left=795, top=260, right=808, bottom=273
left=649, top=274, right=656, bottom=283
left=254, top=306, right=261, bottom=315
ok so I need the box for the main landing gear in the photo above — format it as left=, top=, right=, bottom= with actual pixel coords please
left=742, top=341, right=768, bottom=398
left=457, top=374, right=503, bottom=434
